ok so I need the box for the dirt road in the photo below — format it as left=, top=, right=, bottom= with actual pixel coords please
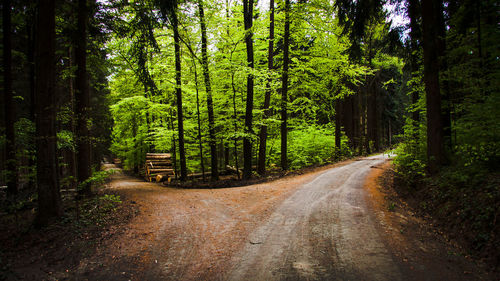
left=75, top=155, right=491, bottom=281
left=227, top=155, right=398, bottom=281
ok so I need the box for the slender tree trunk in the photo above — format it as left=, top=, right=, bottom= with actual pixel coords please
left=334, top=98, right=341, bottom=156
left=198, top=0, right=218, bottom=180
left=243, top=0, right=255, bottom=179
left=75, top=0, right=91, bottom=195
left=68, top=47, right=77, bottom=189
left=408, top=0, right=421, bottom=124
left=342, top=96, right=353, bottom=147
left=362, top=83, right=369, bottom=154
left=3, top=0, right=18, bottom=195
left=257, top=0, right=275, bottom=175
left=231, top=72, right=240, bottom=179
left=192, top=59, right=205, bottom=180
left=172, top=9, right=187, bottom=181
left=281, top=0, right=290, bottom=170
left=169, top=113, right=178, bottom=180
left=421, top=0, right=446, bottom=173
left=435, top=2, right=452, bottom=151
left=352, top=93, right=360, bottom=154
left=27, top=10, right=37, bottom=191
left=35, top=0, right=62, bottom=226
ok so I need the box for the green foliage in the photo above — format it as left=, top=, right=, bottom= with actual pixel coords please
left=77, top=170, right=115, bottom=192
left=267, top=125, right=350, bottom=170
left=69, top=194, right=123, bottom=227
left=393, top=120, right=427, bottom=185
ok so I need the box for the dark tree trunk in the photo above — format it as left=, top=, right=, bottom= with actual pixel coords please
left=27, top=11, right=36, bottom=122
left=243, top=0, right=255, bottom=179
left=421, top=0, right=446, bottom=173
left=334, top=99, right=341, bottom=156
left=367, top=81, right=379, bottom=152
left=198, top=0, right=218, bottom=180
left=281, top=0, right=290, bottom=171
left=435, top=2, right=452, bottom=151
left=75, top=0, right=91, bottom=195
left=68, top=47, right=77, bottom=188
left=257, top=0, right=275, bottom=175
left=172, top=9, right=187, bottom=181
left=342, top=96, right=353, bottom=147
left=231, top=73, right=240, bottom=179
left=192, top=59, right=205, bottom=180
left=35, top=0, right=62, bottom=226
left=3, top=0, right=18, bottom=195
left=408, top=0, right=421, bottom=124
left=352, top=93, right=360, bottom=154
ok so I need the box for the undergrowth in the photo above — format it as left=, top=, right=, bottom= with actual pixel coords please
left=393, top=126, right=500, bottom=268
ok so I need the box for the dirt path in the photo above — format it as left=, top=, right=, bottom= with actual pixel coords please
left=74, top=155, right=492, bottom=280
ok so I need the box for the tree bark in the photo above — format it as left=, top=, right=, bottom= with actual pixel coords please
left=408, top=0, right=421, bottom=124
left=75, top=0, right=91, bottom=195
left=257, top=0, right=275, bottom=175
left=3, top=0, right=18, bottom=195
left=243, top=0, right=255, bottom=179
left=192, top=58, right=205, bottom=180
left=35, top=0, right=62, bottom=226
left=334, top=98, right=342, bottom=156
left=421, top=0, right=446, bottom=173
left=172, top=7, right=187, bottom=181
left=281, top=0, right=290, bottom=171
left=198, top=0, right=218, bottom=180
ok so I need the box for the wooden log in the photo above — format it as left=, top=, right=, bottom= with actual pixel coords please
left=146, top=161, right=172, bottom=166
left=146, top=153, right=172, bottom=157
left=147, top=168, right=174, bottom=173
left=146, top=154, right=171, bottom=159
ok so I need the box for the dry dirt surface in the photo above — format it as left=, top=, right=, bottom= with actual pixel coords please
left=72, top=155, right=494, bottom=281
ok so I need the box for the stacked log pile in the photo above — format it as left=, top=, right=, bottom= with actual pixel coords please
left=144, top=153, right=174, bottom=182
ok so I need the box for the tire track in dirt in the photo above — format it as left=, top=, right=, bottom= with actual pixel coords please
left=226, top=154, right=401, bottom=281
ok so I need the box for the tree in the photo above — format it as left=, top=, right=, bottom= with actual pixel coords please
left=3, top=0, right=18, bottom=196
left=35, top=0, right=62, bottom=226
left=75, top=0, right=92, bottom=195
left=280, top=0, right=291, bottom=170
left=242, top=0, right=254, bottom=179
left=198, top=0, right=218, bottom=180
left=257, top=0, right=275, bottom=175
left=172, top=1, right=188, bottom=181
left=421, top=0, right=446, bottom=173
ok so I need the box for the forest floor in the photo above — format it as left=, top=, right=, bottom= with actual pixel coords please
left=1, top=155, right=497, bottom=280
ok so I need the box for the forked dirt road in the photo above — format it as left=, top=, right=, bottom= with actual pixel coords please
left=75, top=155, right=491, bottom=280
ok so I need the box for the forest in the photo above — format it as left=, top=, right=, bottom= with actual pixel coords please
left=1, top=0, right=499, bottom=274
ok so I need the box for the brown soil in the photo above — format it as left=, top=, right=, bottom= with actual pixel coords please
left=1, top=157, right=497, bottom=280
left=364, top=161, right=497, bottom=280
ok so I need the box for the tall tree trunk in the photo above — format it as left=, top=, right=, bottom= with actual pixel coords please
left=408, top=0, right=421, bottom=124
left=421, top=0, right=446, bottom=173
left=334, top=98, right=341, bottom=157
left=198, top=0, right=218, bottom=180
left=242, top=0, right=255, bottom=179
left=35, top=0, right=62, bottom=226
left=281, top=0, right=290, bottom=171
left=352, top=92, right=360, bottom=154
left=75, top=0, right=91, bottom=195
left=192, top=59, right=205, bottom=180
left=68, top=47, right=77, bottom=189
left=362, top=84, right=369, bottom=154
left=257, top=0, right=275, bottom=175
left=231, top=72, right=240, bottom=179
left=27, top=12, right=37, bottom=190
left=3, top=0, right=18, bottom=195
left=342, top=96, right=353, bottom=147
left=435, top=2, right=452, bottom=151
left=172, top=8, right=187, bottom=181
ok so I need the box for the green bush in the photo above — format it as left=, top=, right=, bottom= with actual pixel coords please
left=267, top=124, right=349, bottom=170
